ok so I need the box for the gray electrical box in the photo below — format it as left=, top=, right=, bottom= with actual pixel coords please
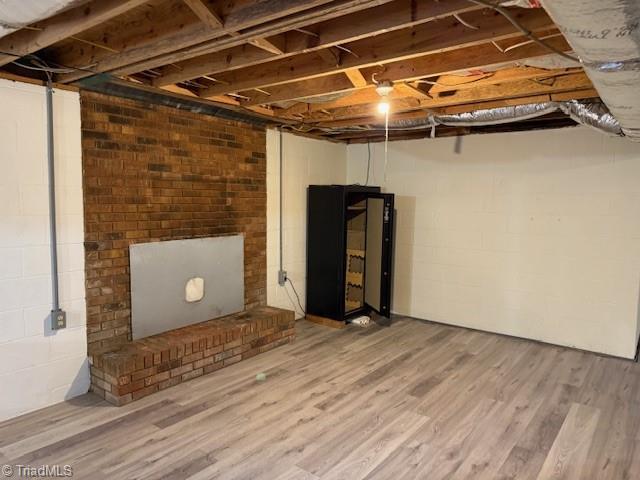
left=51, top=309, right=66, bottom=330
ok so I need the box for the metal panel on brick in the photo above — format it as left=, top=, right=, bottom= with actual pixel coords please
left=130, top=235, right=244, bottom=339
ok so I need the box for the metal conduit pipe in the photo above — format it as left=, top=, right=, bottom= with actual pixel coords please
left=46, top=80, right=66, bottom=330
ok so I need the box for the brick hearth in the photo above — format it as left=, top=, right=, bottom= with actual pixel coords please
left=89, top=306, right=294, bottom=406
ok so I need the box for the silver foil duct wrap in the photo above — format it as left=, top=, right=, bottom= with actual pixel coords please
left=327, top=101, right=623, bottom=138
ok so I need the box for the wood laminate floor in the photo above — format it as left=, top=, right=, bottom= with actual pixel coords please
left=2, top=318, right=640, bottom=479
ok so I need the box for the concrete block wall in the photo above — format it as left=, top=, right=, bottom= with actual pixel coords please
left=347, top=127, right=640, bottom=358
left=0, top=79, right=88, bottom=421
left=266, top=130, right=346, bottom=318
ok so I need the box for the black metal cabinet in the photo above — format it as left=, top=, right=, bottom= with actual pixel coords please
left=306, top=185, right=395, bottom=323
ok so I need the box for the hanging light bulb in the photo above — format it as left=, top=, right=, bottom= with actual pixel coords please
left=377, top=100, right=390, bottom=114
left=372, top=78, right=393, bottom=186
left=375, top=80, right=394, bottom=116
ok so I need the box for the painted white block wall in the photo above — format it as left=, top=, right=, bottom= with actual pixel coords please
left=0, top=79, right=89, bottom=421
left=347, top=126, right=640, bottom=358
left=266, top=129, right=346, bottom=319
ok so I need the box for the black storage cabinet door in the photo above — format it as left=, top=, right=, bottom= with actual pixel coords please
left=306, top=186, right=347, bottom=320
left=363, top=193, right=395, bottom=318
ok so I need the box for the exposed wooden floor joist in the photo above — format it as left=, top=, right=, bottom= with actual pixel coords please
left=0, top=0, right=601, bottom=142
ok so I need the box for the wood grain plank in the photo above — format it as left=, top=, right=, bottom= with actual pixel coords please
left=0, top=318, right=638, bottom=479
left=536, top=403, right=600, bottom=480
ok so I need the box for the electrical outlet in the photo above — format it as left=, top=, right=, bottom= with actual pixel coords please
left=278, top=270, right=287, bottom=286
left=51, top=309, right=66, bottom=330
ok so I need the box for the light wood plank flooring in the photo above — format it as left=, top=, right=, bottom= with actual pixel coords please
left=2, top=318, right=640, bottom=479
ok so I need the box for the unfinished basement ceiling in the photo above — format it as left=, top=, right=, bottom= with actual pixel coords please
left=0, top=0, right=634, bottom=142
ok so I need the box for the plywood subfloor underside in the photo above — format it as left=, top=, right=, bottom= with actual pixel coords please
left=2, top=318, right=640, bottom=479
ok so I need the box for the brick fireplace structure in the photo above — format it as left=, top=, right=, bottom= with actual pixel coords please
left=81, top=91, right=268, bottom=355
left=80, top=91, right=291, bottom=404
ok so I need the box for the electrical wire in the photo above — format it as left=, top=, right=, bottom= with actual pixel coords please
left=12, top=59, right=74, bottom=74
left=365, top=141, right=371, bottom=186
left=454, top=13, right=480, bottom=30
left=286, top=277, right=306, bottom=316
left=0, top=49, right=102, bottom=78
left=503, top=32, right=566, bottom=54
left=416, top=72, right=494, bottom=88
left=466, top=0, right=580, bottom=63
left=383, top=108, right=389, bottom=186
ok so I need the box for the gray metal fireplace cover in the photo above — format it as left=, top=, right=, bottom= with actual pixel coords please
left=130, top=235, right=244, bottom=340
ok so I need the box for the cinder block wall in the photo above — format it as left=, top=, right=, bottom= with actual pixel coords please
left=80, top=91, right=267, bottom=354
left=0, top=79, right=89, bottom=421
left=265, top=130, right=347, bottom=319
left=347, top=127, right=640, bottom=358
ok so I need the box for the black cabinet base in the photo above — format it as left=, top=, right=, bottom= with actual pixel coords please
left=306, top=314, right=347, bottom=329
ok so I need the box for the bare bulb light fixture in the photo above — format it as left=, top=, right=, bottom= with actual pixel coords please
left=373, top=79, right=394, bottom=186
left=375, top=80, right=394, bottom=115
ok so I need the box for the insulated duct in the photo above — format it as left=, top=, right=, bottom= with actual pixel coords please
left=325, top=101, right=622, bottom=137
left=540, top=0, right=640, bottom=140
left=432, top=101, right=622, bottom=136
left=0, top=1, right=88, bottom=39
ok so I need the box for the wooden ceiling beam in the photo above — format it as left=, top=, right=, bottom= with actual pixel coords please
left=316, top=47, right=341, bottom=67
left=426, top=67, right=577, bottom=93
left=200, top=8, right=554, bottom=98
left=0, top=0, right=149, bottom=67
left=250, top=37, right=286, bottom=55
left=56, top=0, right=352, bottom=83
left=79, top=0, right=396, bottom=83
left=117, top=0, right=401, bottom=78
left=304, top=72, right=592, bottom=123
left=386, top=82, right=431, bottom=99
left=183, top=0, right=284, bottom=55
left=240, top=32, right=570, bottom=106
left=311, top=83, right=594, bottom=129
left=434, top=89, right=599, bottom=114
left=150, top=0, right=482, bottom=87
left=182, top=0, right=224, bottom=28
left=344, top=69, right=368, bottom=88
left=283, top=66, right=579, bottom=116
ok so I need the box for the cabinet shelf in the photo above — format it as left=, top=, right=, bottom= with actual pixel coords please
left=345, top=300, right=361, bottom=311
left=346, top=271, right=363, bottom=287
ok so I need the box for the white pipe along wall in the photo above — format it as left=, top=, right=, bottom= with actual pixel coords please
left=347, top=126, right=640, bottom=359
left=0, top=79, right=89, bottom=421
